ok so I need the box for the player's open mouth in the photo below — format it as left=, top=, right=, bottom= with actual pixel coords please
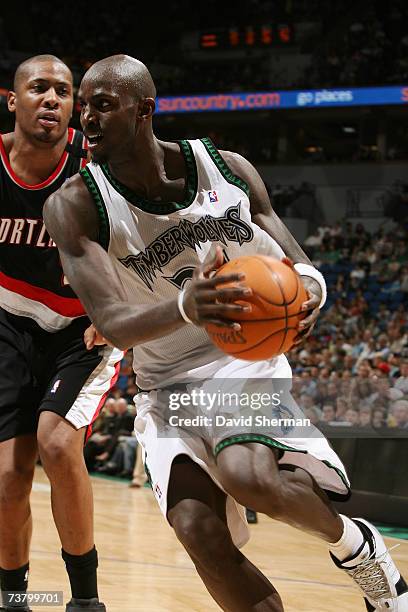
left=38, top=113, right=60, bottom=128
left=87, top=134, right=103, bottom=149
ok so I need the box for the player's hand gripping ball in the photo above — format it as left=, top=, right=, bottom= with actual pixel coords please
left=205, top=255, right=308, bottom=361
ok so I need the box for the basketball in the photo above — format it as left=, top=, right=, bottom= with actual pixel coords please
left=205, top=255, right=308, bottom=361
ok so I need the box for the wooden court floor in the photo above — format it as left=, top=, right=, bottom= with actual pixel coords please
left=28, top=467, right=408, bottom=612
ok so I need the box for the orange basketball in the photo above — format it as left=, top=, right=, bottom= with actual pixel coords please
left=205, top=255, right=308, bottom=361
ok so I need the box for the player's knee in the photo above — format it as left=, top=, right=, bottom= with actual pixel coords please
left=0, top=466, right=34, bottom=506
left=170, top=502, right=217, bottom=551
left=221, top=469, right=285, bottom=518
left=37, top=436, right=78, bottom=472
left=170, top=501, right=234, bottom=565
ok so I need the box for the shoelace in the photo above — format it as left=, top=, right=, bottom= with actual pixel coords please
left=346, top=544, right=400, bottom=603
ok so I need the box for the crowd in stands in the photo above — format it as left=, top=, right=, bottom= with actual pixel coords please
left=1, top=2, right=408, bottom=164
left=0, top=0, right=342, bottom=64
left=0, top=0, right=406, bottom=95
left=289, top=219, right=408, bottom=431
left=301, top=0, right=408, bottom=89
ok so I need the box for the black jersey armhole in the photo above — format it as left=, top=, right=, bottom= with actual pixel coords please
left=200, top=137, right=250, bottom=198
left=79, top=167, right=110, bottom=251
left=65, top=129, right=88, bottom=165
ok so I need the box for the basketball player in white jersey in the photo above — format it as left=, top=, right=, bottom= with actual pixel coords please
left=44, top=55, right=407, bottom=612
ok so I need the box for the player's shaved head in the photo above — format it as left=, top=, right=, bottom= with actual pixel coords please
left=82, top=54, right=156, bottom=100
left=13, top=54, right=72, bottom=91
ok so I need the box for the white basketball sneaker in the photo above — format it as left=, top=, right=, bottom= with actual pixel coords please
left=330, top=518, right=408, bottom=611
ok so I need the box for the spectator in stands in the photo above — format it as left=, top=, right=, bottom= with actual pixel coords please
left=99, top=432, right=138, bottom=478
left=386, top=352, right=402, bottom=378
left=389, top=399, right=408, bottom=429
left=334, top=273, right=348, bottom=297
left=392, top=304, right=407, bottom=327
left=389, top=327, right=408, bottom=354
left=83, top=398, right=118, bottom=471
left=350, top=264, right=366, bottom=285
left=367, top=376, right=403, bottom=411
left=345, top=408, right=360, bottom=426
left=359, top=407, right=372, bottom=428
left=370, top=334, right=391, bottom=362
left=96, top=399, right=135, bottom=474
left=400, top=267, right=408, bottom=293
left=304, top=406, right=323, bottom=428
left=304, top=229, right=322, bottom=249
left=299, top=370, right=318, bottom=398
left=322, top=404, right=336, bottom=424
left=299, top=394, right=322, bottom=418
left=324, top=381, right=339, bottom=405
left=334, top=398, right=348, bottom=421
left=350, top=368, right=373, bottom=406
left=372, top=408, right=387, bottom=429
left=395, top=361, right=408, bottom=394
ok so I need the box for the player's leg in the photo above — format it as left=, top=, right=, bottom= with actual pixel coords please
left=0, top=309, right=40, bottom=609
left=218, top=443, right=342, bottom=540
left=0, top=436, right=38, bottom=568
left=37, top=413, right=94, bottom=551
left=217, top=442, right=408, bottom=610
left=37, top=414, right=101, bottom=609
left=37, top=321, right=123, bottom=612
left=0, top=435, right=38, bottom=610
left=167, top=455, right=283, bottom=612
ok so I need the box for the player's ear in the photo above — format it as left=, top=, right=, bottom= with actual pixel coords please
left=7, top=90, right=16, bottom=113
left=137, top=97, right=155, bottom=120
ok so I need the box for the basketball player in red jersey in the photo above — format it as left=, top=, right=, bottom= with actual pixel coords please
left=0, top=55, right=122, bottom=612
left=45, top=55, right=407, bottom=611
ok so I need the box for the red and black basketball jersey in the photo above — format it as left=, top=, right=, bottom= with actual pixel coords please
left=0, top=127, right=88, bottom=332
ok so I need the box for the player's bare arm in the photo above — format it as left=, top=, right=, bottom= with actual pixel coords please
left=44, top=177, right=250, bottom=349
left=221, top=150, right=323, bottom=340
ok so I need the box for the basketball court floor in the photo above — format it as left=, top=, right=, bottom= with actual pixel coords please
left=30, top=467, right=408, bottom=611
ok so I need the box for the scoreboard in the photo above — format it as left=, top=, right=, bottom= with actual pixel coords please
left=200, top=24, right=294, bottom=49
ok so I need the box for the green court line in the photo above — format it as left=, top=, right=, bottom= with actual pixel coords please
left=375, top=523, right=408, bottom=541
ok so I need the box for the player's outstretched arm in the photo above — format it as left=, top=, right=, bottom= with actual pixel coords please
left=44, top=177, right=250, bottom=349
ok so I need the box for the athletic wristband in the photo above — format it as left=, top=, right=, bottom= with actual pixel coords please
left=294, top=263, right=327, bottom=309
left=177, top=289, right=193, bottom=324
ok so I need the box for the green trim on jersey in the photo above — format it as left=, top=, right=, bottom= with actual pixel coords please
left=79, top=167, right=110, bottom=251
left=200, top=137, right=250, bottom=197
left=214, top=434, right=350, bottom=493
left=214, top=433, right=308, bottom=456
left=321, top=460, right=350, bottom=490
left=99, top=140, right=198, bottom=215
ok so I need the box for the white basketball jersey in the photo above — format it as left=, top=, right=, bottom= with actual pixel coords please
left=80, top=138, right=286, bottom=389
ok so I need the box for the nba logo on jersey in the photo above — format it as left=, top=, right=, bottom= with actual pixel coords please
left=208, top=190, right=218, bottom=203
